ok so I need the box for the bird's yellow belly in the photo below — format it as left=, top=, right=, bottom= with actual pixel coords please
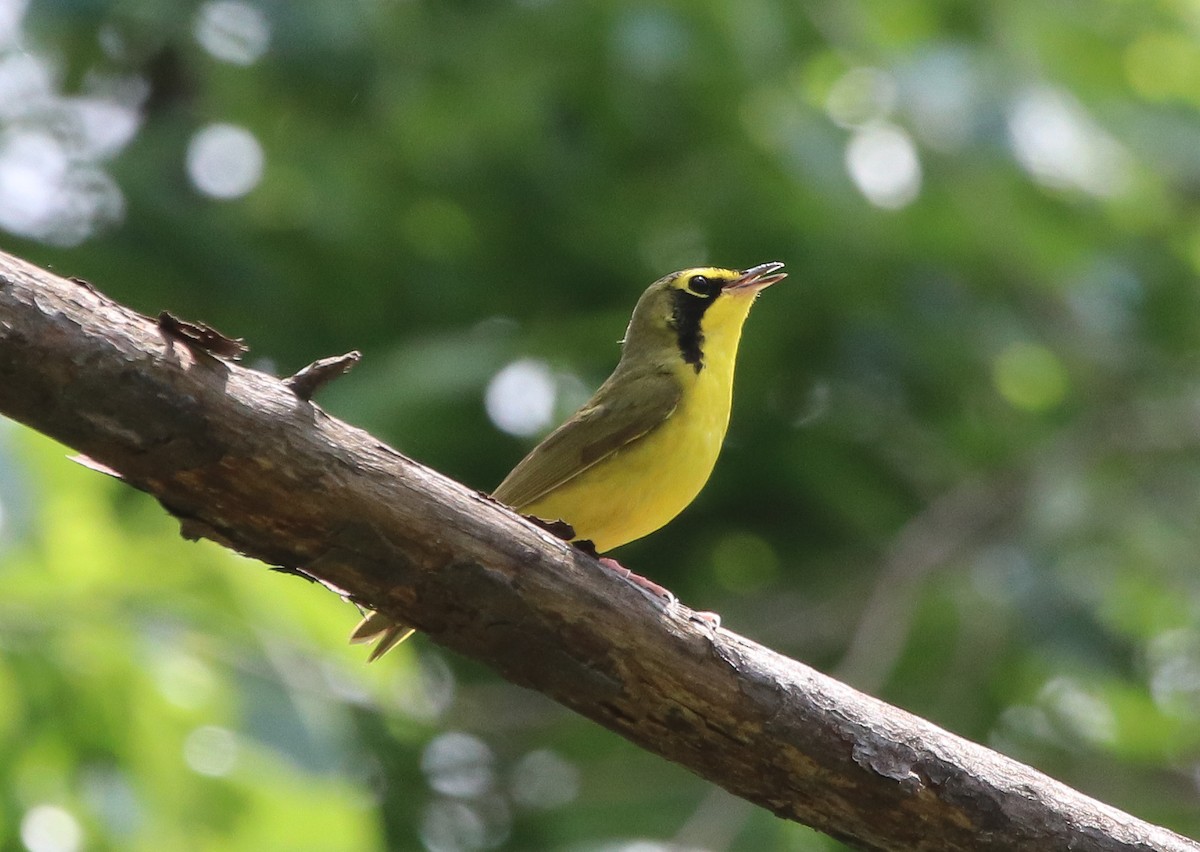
left=519, top=369, right=732, bottom=552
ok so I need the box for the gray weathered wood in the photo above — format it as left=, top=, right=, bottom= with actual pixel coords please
left=0, top=250, right=1193, bottom=852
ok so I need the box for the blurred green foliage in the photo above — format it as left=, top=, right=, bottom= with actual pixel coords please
left=3, top=0, right=1200, bottom=848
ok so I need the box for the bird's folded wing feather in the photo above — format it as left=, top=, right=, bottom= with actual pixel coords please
left=491, top=369, right=681, bottom=510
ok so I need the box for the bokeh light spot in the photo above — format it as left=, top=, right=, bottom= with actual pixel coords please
left=183, top=725, right=239, bottom=777
left=845, top=123, right=922, bottom=209
left=0, top=0, right=27, bottom=45
left=1148, top=630, right=1200, bottom=719
left=0, top=132, right=67, bottom=227
left=1039, top=677, right=1116, bottom=746
left=0, top=130, right=125, bottom=246
left=1007, top=87, right=1131, bottom=197
left=152, top=652, right=217, bottom=710
left=421, top=732, right=495, bottom=798
left=485, top=359, right=556, bottom=437
left=420, top=800, right=482, bottom=852
left=194, top=1, right=270, bottom=66
left=509, top=749, right=580, bottom=810
left=20, top=805, right=83, bottom=852
left=70, top=96, right=142, bottom=160
left=711, top=531, right=779, bottom=593
left=0, top=52, right=55, bottom=120
left=186, top=123, right=264, bottom=199
left=992, top=341, right=1068, bottom=412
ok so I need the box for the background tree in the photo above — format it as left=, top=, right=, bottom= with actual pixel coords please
left=2, top=1, right=1199, bottom=850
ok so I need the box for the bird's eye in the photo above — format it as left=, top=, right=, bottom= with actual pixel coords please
left=687, top=275, right=718, bottom=298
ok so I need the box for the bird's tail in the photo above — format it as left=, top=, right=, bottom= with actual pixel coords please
left=349, top=611, right=416, bottom=662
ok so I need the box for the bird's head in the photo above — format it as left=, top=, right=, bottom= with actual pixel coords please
left=621, top=262, right=786, bottom=373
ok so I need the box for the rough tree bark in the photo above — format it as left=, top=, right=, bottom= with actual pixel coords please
left=0, top=250, right=1194, bottom=852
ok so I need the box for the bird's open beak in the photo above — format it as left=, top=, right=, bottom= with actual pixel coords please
left=727, top=261, right=787, bottom=292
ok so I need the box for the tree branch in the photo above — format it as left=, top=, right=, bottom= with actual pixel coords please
left=0, top=250, right=1193, bottom=852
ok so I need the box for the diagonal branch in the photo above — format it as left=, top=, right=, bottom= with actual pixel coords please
left=0, top=250, right=1193, bottom=852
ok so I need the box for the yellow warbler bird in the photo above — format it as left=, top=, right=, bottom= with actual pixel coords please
left=352, top=262, right=785, bottom=659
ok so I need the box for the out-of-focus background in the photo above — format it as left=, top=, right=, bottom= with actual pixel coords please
left=2, top=0, right=1200, bottom=849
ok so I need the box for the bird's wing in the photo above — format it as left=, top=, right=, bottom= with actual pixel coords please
left=492, top=369, right=681, bottom=510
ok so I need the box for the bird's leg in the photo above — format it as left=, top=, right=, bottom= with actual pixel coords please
left=597, top=557, right=677, bottom=607
left=571, top=540, right=676, bottom=607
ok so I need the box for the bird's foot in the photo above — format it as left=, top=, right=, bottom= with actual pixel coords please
left=597, top=557, right=677, bottom=608
left=690, top=610, right=721, bottom=631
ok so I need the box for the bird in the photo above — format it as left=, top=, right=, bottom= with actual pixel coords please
left=351, top=261, right=786, bottom=660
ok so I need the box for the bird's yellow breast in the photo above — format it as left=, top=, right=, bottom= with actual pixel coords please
left=518, top=295, right=752, bottom=552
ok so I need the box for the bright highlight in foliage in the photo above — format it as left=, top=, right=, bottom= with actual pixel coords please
left=993, top=341, right=1068, bottom=412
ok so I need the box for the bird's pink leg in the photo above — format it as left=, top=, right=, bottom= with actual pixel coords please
left=596, top=555, right=723, bottom=632
left=597, top=557, right=676, bottom=606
